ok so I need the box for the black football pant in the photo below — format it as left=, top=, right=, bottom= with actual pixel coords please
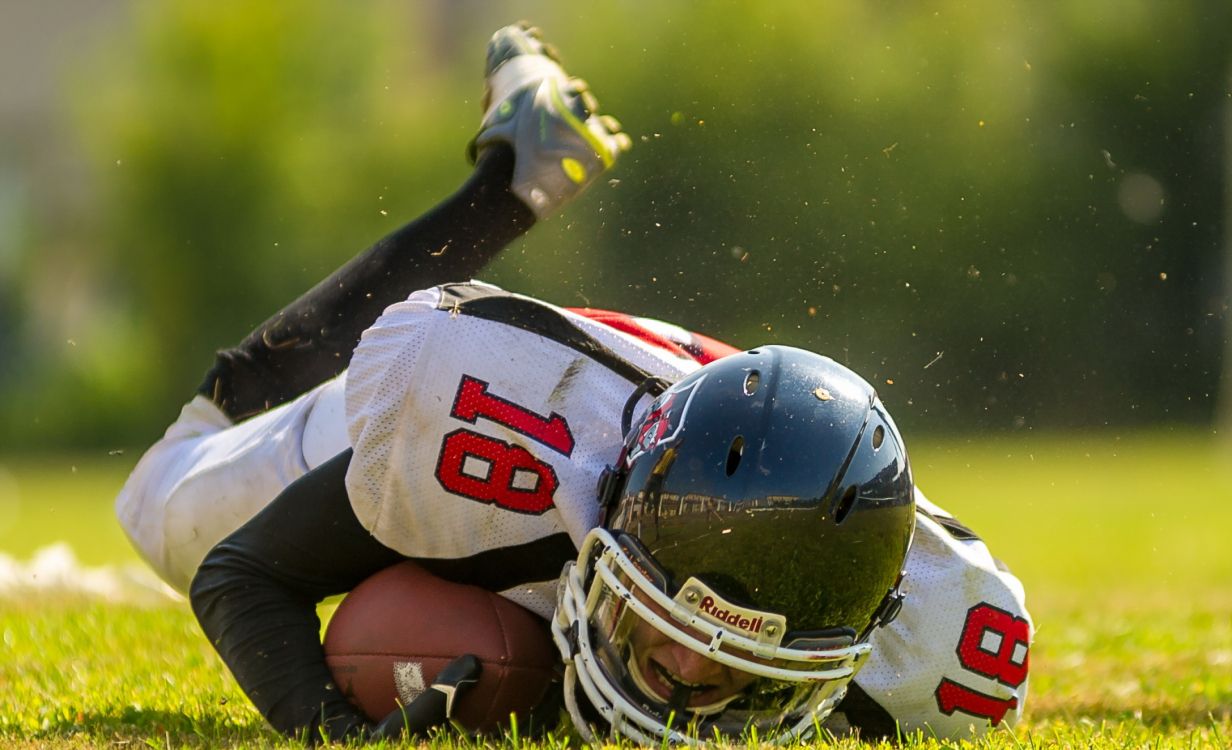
left=195, top=145, right=533, bottom=421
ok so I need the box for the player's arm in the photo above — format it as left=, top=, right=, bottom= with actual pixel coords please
left=189, top=448, right=404, bottom=742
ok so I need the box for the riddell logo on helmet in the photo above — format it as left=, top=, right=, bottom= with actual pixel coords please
left=699, top=596, right=764, bottom=634
left=676, top=576, right=786, bottom=646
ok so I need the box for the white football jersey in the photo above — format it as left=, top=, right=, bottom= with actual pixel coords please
left=344, top=282, right=703, bottom=615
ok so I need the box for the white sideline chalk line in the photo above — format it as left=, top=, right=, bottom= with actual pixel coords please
left=0, top=543, right=181, bottom=603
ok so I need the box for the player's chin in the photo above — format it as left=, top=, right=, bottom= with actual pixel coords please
left=685, top=685, right=741, bottom=710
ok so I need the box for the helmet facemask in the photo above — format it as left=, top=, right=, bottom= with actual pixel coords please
left=553, top=347, right=914, bottom=744
left=552, top=528, right=875, bottom=745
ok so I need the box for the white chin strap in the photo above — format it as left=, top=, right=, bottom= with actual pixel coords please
left=550, top=528, right=869, bottom=745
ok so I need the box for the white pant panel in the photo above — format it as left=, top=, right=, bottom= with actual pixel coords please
left=115, top=376, right=349, bottom=593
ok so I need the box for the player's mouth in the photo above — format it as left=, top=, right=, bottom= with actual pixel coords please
left=628, top=652, right=720, bottom=707
left=651, top=659, right=715, bottom=696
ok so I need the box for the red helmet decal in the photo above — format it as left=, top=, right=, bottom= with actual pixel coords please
left=625, top=376, right=705, bottom=466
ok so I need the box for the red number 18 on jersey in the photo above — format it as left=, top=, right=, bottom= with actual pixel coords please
left=935, top=602, right=1030, bottom=724
left=434, top=375, right=576, bottom=515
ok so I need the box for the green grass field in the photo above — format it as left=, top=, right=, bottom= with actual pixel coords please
left=2, top=430, right=1230, bottom=748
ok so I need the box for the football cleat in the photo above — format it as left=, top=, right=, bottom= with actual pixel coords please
left=469, top=22, right=632, bottom=218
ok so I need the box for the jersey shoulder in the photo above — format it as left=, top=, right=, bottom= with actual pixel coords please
left=432, top=283, right=722, bottom=376
left=566, top=307, right=739, bottom=365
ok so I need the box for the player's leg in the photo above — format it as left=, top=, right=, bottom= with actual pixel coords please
left=196, top=143, right=529, bottom=421
left=199, top=23, right=630, bottom=421
left=118, top=23, right=629, bottom=591
left=121, top=143, right=527, bottom=591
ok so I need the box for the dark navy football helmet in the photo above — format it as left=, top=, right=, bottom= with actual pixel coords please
left=553, top=346, right=915, bottom=743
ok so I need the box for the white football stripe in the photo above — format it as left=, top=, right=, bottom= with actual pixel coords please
left=393, top=660, right=427, bottom=704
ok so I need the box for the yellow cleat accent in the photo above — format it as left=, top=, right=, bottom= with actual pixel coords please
left=470, top=23, right=630, bottom=218
left=561, top=158, right=587, bottom=185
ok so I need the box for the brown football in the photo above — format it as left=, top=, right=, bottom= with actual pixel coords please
left=323, top=560, right=559, bottom=734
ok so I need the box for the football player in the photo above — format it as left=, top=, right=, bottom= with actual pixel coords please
left=116, top=23, right=1032, bottom=744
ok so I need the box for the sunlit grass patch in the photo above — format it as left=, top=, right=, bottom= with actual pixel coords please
left=0, top=597, right=268, bottom=745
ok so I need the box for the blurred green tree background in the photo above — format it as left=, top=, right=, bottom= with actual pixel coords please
left=0, top=0, right=1228, bottom=451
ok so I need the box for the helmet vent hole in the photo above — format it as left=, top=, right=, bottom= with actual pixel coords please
left=835, top=486, right=858, bottom=524
left=743, top=371, right=761, bottom=396
left=872, top=425, right=885, bottom=450
left=725, top=436, right=744, bottom=476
